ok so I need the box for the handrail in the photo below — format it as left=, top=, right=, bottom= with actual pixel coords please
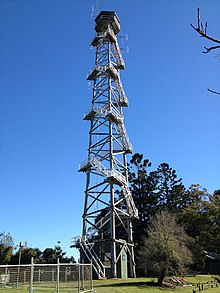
left=112, top=41, right=125, bottom=69
left=87, top=64, right=118, bottom=80
left=84, top=105, right=108, bottom=119
left=118, top=123, right=133, bottom=153
left=79, top=236, right=106, bottom=278
left=109, top=168, right=126, bottom=185
left=115, top=78, right=129, bottom=106
left=122, top=186, right=139, bottom=218
left=78, top=157, right=126, bottom=185
left=109, top=105, right=123, bottom=123
left=108, top=64, right=118, bottom=79
left=84, top=104, right=122, bottom=123
left=91, top=27, right=117, bottom=45
left=87, top=65, right=107, bottom=79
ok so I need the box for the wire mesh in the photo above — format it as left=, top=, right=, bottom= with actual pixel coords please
left=0, top=262, right=93, bottom=293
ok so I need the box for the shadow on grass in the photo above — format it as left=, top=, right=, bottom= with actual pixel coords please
left=95, top=281, right=158, bottom=288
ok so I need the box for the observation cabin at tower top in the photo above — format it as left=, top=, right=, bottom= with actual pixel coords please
left=95, top=11, right=121, bottom=35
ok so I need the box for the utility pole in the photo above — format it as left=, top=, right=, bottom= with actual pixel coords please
left=16, top=241, right=24, bottom=288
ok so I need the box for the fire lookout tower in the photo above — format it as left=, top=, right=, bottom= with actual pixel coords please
left=72, top=11, right=138, bottom=279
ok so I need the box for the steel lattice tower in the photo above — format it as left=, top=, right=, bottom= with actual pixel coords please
left=72, top=11, right=138, bottom=279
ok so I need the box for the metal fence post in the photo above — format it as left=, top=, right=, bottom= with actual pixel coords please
left=90, top=261, right=93, bottom=291
left=29, top=257, right=34, bottom=293
left=57, top=258, right=60, bottom=293
left=81, top=261, right=84, bottom=290
left=78, top=263, right=80, bottom=293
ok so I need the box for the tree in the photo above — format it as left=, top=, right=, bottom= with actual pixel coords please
left=10, top=247, right=42, bottom=265
left=202, top=189, right=220, bottom=254
left=1, top=231, right=76, bottom=264
left=139, top=211, right=192, bottom=285
left=40, top=245, right=74, bottom=263
left=177, top=184, right=209, bottom=239
left=128, top=154, right=159, bottom=253
left=0, top=232, right=14, bottom=264
left=191, top=8, right=220, bottom=94
left=128, top=154, right=187, bottom=260
left=128, top=154, right=186, bottom=221
left=54, top=245, right=72, bottom=263
left=153, top=163, right=186, bottom=212
left=41, top=248, right=57, bottom=263
left=128, top=153, right=158, bottom=224
left=177, top=184, right=217, bottom=271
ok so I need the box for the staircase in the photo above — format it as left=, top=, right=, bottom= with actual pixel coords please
left=115, top=78, right=128, bottom=106
left=73, top=236, right=106, bottom=279
left=118, top=123, right=133, bottom=153
left=112, top=41, right=125, bottom=69
left=122, top=186, right=139, bottom=219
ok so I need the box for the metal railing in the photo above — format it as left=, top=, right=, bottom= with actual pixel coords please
left=87, top=63, right=119, bottom=80
left=84, top=104, right=123, bottom=125
left=77, top=236, right=105, bottom=279
left=78, top=157, right=126, bottom=185
left=122, top=186, right=139, bottom=219
left=118, top=123, right=133, bottom=153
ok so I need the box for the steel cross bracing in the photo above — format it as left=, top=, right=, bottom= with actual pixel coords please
left=72, top=11, right=138, bottom=279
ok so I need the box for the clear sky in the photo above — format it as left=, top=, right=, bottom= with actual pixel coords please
left=1, top=0, right=219, bottom=259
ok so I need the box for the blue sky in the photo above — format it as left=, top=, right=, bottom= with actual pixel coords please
left=1, top=0, right=219, bottom=259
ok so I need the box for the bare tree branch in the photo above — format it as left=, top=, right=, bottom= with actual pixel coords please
left=203, top=45, right=220, bottom=54
left=207, top=88, right=220, bottom=95
left=190, top=23, right=220, bottom=45
left=191, top=8, right=220, bottom=95
left=197, top=7, right=201, bottom=30
left=190, top=8, right=220, bottom=54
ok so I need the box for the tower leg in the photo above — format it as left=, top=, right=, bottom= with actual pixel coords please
left=128, top=219, right=136, bottom=278
left=110, top=184, right=117, bottom=278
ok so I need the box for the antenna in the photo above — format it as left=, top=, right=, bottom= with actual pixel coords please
left=118, top=32, right=130, bottom=54
left=91, top=0, right=99, bottom=20
left=96, top=0, right=99, bottom=14
left=91, top=5, right=95, bottom=20
left=125, top=33, right=129, bottom=53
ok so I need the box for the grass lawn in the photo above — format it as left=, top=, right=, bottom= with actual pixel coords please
left=93, top=275, right=219, bottom=293
left=0, top=275, right=219, bottom=293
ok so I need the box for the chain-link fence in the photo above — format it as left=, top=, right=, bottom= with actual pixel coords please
left=0, top=259, right=93, bottom=293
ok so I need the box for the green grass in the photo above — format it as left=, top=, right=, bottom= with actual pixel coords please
left=93, top=275, right=219, bottom=293
left=0, top=275, right=219, bottom=293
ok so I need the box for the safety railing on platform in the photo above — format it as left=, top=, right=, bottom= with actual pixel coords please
left=83, top=104, right=123, bottom=124
left=87, top=63, right=119, bottom=81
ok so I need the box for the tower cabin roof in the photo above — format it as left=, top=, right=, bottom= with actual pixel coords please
left=95, top=11, right=120, bottom=35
